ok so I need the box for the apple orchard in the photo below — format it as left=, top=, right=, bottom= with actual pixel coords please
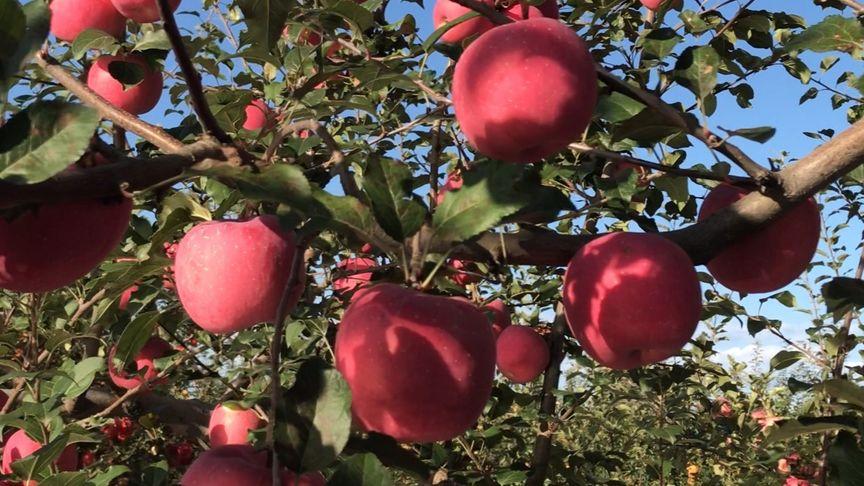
left=1, top=0, right=864, bottom=484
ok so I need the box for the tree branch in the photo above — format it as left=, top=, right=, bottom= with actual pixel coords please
left=838, top=0, right=864, bottom=14
left=35, top=53, right=185, bottom=154
left=157, top=0, right=233, bottom=146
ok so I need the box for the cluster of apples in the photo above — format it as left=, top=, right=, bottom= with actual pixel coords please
left=50, top=0, right=172, bottom=115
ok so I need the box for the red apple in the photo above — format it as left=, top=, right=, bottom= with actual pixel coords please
left=452, top=18, right=597, bottom=163
left=640, top=0, right=665, bottom=10
left=0, top=197, right=132, bottom=293
left=242, top=99, right=271, bottom=131
left=698, top=184, right=820, bottom=294
left=208, top=403, right=263, bottom=447
left=432, top=0, right=495, bottom=44
left=563, top=232, right=702, bottom=370
left=108, top=336, right=174, bottom=390
left=483, top=299, right=511, bottom=337
left=449, top=259, right=479, bottom=286
left=283, top=471, right=326, bottom=486
left=496, top=325, right=549, bottom=383
left=360, top=243, right=374, bottom=254
left=335, top=284, right=496, bottom=443
left=111, top=0, right=181, bottom=23
left=503, top=4, right=546, bottom=21
left=182, top=445, right=323, bottom=485
left=174, top=216, right=306, bottom=334
left=118, top=284, right=139, bottom=311
left=87, top=54, right=163, bottom=115
left=333, top=258, right=376, bottom=295
left=49, top=0, right=126, bottom=42
left=436, top=172, right=463, bottom=205
left=1, top=429, right=77, bottom=474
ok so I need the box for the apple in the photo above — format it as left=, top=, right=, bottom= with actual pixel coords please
left=0, top=390, right=8, bottom=411
left=449, top=259, right=479, bottom=286
left=712, top=397, right=733, bottom=418
left=49, top=0, right=126, bottom=42
left=360, top=243, right=374, bottom=254
left=242, top=99, right=271, bottom=132
left=181, top=445, right=324, bottom=485
left=166, top=441, right=195, bottom=467
left=503, top=0, right=560, bottom=21
left=452, top=18, right=597, bottom=163
left=118, top=284, right=139, bottom=311
left=1, top=429, right=77, bottom=474
left=174, top=216, right=306, bottom=334
left=698, top=184, right=820, bottom=294
left=111, top=0, right=181, bottom=23
left=432, top=0, right=495, bottom=44
left=0, top=197, right=132, bottom=293
left=208, top=403, right=263, bottom=446
left=87, top=55, right=163, bottom=115
left=562, top=232, right=702, bottom=370
left=333, top=258, right=376, bottom=295
left=496, top=325, right=549, bottom=383
left=640, top=0, right=665, bottom=10
left=335, top=284, right=496, bottom=443
left=108, top=337, right=174, bottom=390
left=483, top=299, right=511, bottom=337
left=436, top=172, right=463, bottom=205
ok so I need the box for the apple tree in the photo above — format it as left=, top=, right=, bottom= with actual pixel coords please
left=0, top=0, right=863, bottom=484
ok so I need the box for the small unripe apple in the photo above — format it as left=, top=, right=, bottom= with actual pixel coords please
left=335, top=284, right=496, bottom=443
left=181, top=445, right=323, bottom=485
left=49, top=0, right=126, bottom=42
left=208, top=403, right=263, bottom=447
left=242, top=99, right=271, bottom=131
left=111, top=0, right=181, bottom=23
left=333, top=258, right=376, bottom=295
left=496, top=325, right=549, bottom=383
left=563, top=232, right=702, bottom=370
left=483, top=299, right=511, bottom=337
left=87, top=55, right=163, bottom=115
left=452, top=18, right=597, bottom=163
left=1, top=429, right=77, bottom=474
left=174, top=216, right=306, bottom=334
left=0, top=197, right=132, bottom=293
left=432, top=0, right=495, bottom=44
left=108, top=337, right=174, bottom=390
left=698, top=184, right=820, bottom=294
left=640, top=0, right=665, bottom=10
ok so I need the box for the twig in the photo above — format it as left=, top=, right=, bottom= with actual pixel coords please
left=35, top=53, right=184, bottom=153
left=267, top=236, right=311, bottom=484
left=450, top=0, right=512, bottom=24
left=526, top=305, right=566, bottom=486
left=157, top=0, right=234, bottom=146
left=711, top=0, right=756, bottom=40
left=412, top=79, right=452, bottom=106
left=838, top=0, right=864, bottom=14
left=429, top=120, right=443, bottom=208
left=315, top=125, right=362, bottom=199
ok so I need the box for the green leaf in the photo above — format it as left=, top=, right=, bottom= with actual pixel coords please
left=70, top=29, right=120, bottom=59
left=678, top=10, right=710, bottom=34
left=113, top=311, right=160, bottom=369
left=765, top=416, right=858, bottom=444
left=362, top=157, right=426, bottom=241
left=107, top=60, right=146, bottom=88
left=613, top=108, right=689, bottom=145
left=0, top=0, right=49, bottom=85
left=822, top=277, right=864, bottom=316
left=431, top=161, right=542, bottom=245
left=329, top=453, right=394, bottom=486
left=422, top=10, right=481, bottom=51
left=88, top=466, right=132, bottom=486
left=49, top=357, right=105, bottom=399
left=674, top=45, right=720, bottom=103
left=324, top=0, right=374, bottom=32
left=770, top=349, right=804, bottom=370
left=639, top=28, right=683, bottom=60
left=238, top=0, right=291, bottom=53
left=197, top=164, right=313, bottom=207
left=133, top=29, right=171, bottom=52
left=815, top=379, right=864, bottom=409
left=308, top=189, right=394, bottom=249
left=785, top=15, right=864, bottom=54
left=595, top=92, right=646, bottom=123
left=726, top=126, right=776, bottom=143
left=39, top=472, right=88, bottom=486
left=0, top=101, right=101, bottom=184
left=10, top=433, right=69, bottom=479
left=827, top=431, right=864, bottom=486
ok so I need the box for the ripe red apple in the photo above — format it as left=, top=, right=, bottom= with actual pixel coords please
left=108, top=336, right=174, bottom=390
left=87, top=55, right=163, bottom=115
left=449, top=259, right=479, bottom=286
left=242, top=99, right=271, bottom=131
left=503, top=0, right=559, bottom=21
left=335, top=284, right=496, bottom=443
left=181, top=445, right=323, bottom=485
left=174, top=216, right=306, bottom=334
left=118, top=284, right=139, bottom=311
left=496, top=325, right=549, bottom=383
left=483, top=299, right=511, bottom=337
left=359, top=243, right=374, bottom=254
left=110, top=0, right=180, bottom=23
left=640, top=0, right=664, bottom=10
left=1, top=429, right=77, bottom=474
left=333, top=258, right=376, bottom=295
left=0, top=197, right=132, bottom=293
left=208, top=403, right=263, bottom=447
left=562, top=232, right=702, bottom=370
left=432, top=0, right=495, bottom=44
left=452, top=18, right=597, bottom=163
left=49, top=0, right=126, bottom=42
left=436, top=172, right=463, bottom=205
left=698, top=184, right=820, bottom=294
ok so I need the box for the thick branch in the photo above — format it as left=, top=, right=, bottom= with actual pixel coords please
left=157, top=0, right=233, bottom=145
left=35, top=53, right=184, bottom=154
